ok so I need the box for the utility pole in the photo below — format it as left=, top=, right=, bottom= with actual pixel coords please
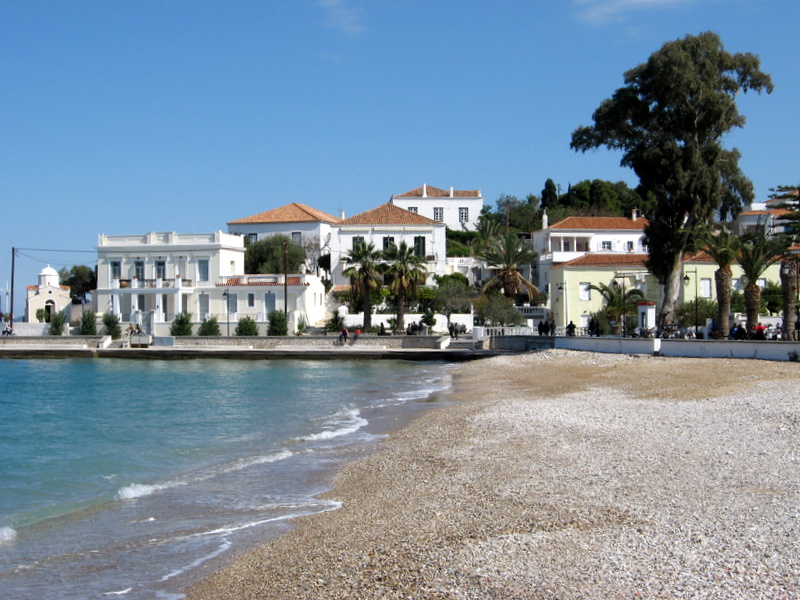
left=9, top=247, right=16, bottom=332
left=283, top=240, right=289, bottom=315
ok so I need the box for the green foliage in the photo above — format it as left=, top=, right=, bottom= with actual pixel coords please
left=675, top=299, right=719, bottom=328
left=170, top=312, right=194, bottom=336
left=420, top=310, right=437, bottom=328
left=589, top=311, right=612, bottom=336
left=479, top=233, right=541, bottom=303
left=49, top=312, right=66, bottom=336
left=571, top=31, right=773, bottom=327
left=761, top=280, right=783, bottom=315
left=35, top=308, right=46, bottom=323
left=245, top=234, right=306, bottom=274
left=102, top=312, right=122, bottom=339
left=197, top=316, right=221, bottom=336
left=59, top=265, right=97, bottom=304
left=730, top=291, right=745, bottom=313
left=267, top=310, right=288, bottom=336
left=324, top=310, right=346, bottom=333
left=434, top=278, right=473, bottom=321
left=472, top=293, right=524, bottom=326
left=235, top=315, right=259, bottom=336
left=382, top=241, right=426, bottom=332
left=79, top=310, right=97, bottom=335
left=343, top=242, right=383, bottom=329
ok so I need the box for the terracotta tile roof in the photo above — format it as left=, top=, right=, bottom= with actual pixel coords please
left=228, top=203, right=341, bottom=225
left=340, top=203, right=441, bottom=226
left=560, top=253, right=650, bottom=268
left=739, top=208, right=792, bottom=217
left=549, top=216, right=648, bottom=231
left=393, top=183, right=481, bottom=198
left=683, top=251, right=716, bottom=264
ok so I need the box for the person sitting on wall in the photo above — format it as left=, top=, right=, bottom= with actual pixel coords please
left=566, top=321, right=576, bottom=336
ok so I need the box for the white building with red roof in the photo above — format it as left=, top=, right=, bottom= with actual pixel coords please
left=732, top=191, right=798, bottom=237
left=330, top=202, right=447, bottom=286
left=227, top=202, right=341, bottom=275
left=390, top=183, right=483, bottom=231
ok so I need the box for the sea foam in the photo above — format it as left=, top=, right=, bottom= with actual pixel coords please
left=0, top=526, right=17, bottom=545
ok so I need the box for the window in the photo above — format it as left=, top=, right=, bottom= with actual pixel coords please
left=291, top=232, right=302, bottom=246
left=110, top=261, right=121, bottom=280
left=601, top=241, right=612, bottom=251
left=155, top=260, right=166, bottom=279
left=198, top=294, right=209, bottom=318
left=264, top=292, right=276, bottom=313
left=352, top=236, right=364, bottom=250
left=383, top=236, right=395, bottom=251
left=226, top=293, right=238, bottom=315
left=407, top=207, right=418, bottom=214
left=700, top=278, right=712, bottom=298
left=246, top=233, right=257, bottom=244
left=133, top=261, right=145, bottom=280
left=433, top=207, right=443, bottom=222
left=136, top=294, right=145, bottom=311
left=413, top=236, right=426, bottom=258
left=459, top=207, right=469, bottom=223
left=626, top=241, right=635, bottom=252
left=579, top=282, right=591, bottom=301
left=197, top=259, right=209, bottom=282
left=562, top=241, right=571, bottom=252
left=247, top=293, right=256, bottom=308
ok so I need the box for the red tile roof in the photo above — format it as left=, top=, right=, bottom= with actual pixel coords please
left=340, top=203, right=441, bottom=226
left=739, top=208, right=792, bottom=217
left=216, top=277, right=307, bottom=286
left=549, top=216, right=648, bottom=231
left=393, top=183, right=481, bottom=198
left=228, top=203, right=341, bottom=225
left=560, top=253, right=650, bottom=268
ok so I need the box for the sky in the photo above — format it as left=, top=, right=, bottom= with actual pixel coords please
left=2, top=0, right=798, bottom=315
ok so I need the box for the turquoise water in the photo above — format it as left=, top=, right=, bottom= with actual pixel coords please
left=0, top=358, right=453, bottom=599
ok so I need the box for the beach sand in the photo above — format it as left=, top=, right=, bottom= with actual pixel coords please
left=186, top=350, right=800, bottom=599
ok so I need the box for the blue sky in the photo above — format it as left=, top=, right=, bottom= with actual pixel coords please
left=1, top=0, right=798, bottom=314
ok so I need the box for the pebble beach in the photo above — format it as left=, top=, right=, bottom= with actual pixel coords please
left=186, top=350, right=800, bottom=599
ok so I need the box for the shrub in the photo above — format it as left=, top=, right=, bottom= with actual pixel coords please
left=36, top=308, right=47, bottom=323
left=324, top=311, right=345, bottom=333
left=102, top=312, right=122, bottom=339
left=49, top=312, right=67, bottom=336
left=235, top=315, right=259, bottom=336
left=170, top=312, right=194, bottom=336
left=267, top=310, right=288, bottom=336
left=80, top=310, right=97, bottom=335
left=197, top=316, right=221, bottom=336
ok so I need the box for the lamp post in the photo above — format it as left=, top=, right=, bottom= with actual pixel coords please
left=222, top=287, right=230, bottom=336
left=683, top=269, right=698, bottom=338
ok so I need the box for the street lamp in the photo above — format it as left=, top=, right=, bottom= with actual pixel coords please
left=222, top=287, right=230, bottom=336
left=683, top=269, right=698, bottom=338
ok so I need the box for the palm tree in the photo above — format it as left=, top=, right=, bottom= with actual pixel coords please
left=382, top=241, right=427, bottom=332
left=737, top=228, right=788, bottom=335
left=587, top=281, right=645, bottom=334
left=689, top=224, right=741, bottom=332
left=343, top=242, right=383, bottom=329
left=478, top=233, right=542, bottom=304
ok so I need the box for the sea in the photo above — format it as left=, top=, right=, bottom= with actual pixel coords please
left=0, top=357, right=455, bottom=600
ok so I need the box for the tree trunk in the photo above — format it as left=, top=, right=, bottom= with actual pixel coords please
left=362, top=283, right=372, bottom=329
left=395, top=290, right=406, bottom=333
left=715, top=267, right=733, bottom=333
left=744, top=283, right=761, bottom=336
left=657, top=254, right=685, bottom=330
left=780, top=258, right=798, bottom=339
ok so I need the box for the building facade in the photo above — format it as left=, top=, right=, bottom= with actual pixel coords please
left=390, top=183, right=483, bottom=231
left=94, top=231, right=326, bottom=335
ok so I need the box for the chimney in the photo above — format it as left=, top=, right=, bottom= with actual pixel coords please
left=450, top=186, right=454, bottom=197
left=542, top=209, right=548, bottom=230
left=631, top=208, right=637, bottom=221
left=422, top=183, right=427, bottom=198
left=340, top=210, right=345, bottom=220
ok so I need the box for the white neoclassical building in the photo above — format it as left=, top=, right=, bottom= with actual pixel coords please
left=94, top=231, right=326, bottom=335
left=390, top=183, right=483, bottom=231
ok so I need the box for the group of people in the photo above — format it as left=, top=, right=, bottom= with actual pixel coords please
left=729, top=321, right=798, bottom=341
left=537, top=320, right=556, bottom=336
left=448, top=322, right=466, bottom=339
left=338, top=327, right=361, bottom=345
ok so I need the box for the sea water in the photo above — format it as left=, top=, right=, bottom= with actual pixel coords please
left=0, top=357, right=453, bottom=599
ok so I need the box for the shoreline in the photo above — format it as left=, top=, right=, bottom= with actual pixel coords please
left=185, top=350, right=800, bottom=599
